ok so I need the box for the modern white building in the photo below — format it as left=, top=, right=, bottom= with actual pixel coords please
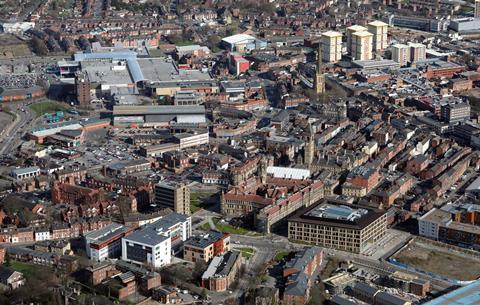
left=143, top=212, right=192, bottom=251
left=418, top=208, right=452, bottom=240
left=122, top=230, right=172, bottom=268
left=34, top=229, right=50, bottom=242
left=84, top=223, right=132, bottom=262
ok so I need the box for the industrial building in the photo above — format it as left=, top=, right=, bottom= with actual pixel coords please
left=112, top=105, right=206, bottom=127
left=220, top=34, right=267, bottom=53
left=288, top=201, right=387, bottom=253
left=201, top=251, right=242, bottom=292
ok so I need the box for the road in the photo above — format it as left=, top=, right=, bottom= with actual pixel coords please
left=0, top=102, right=37, bottom=155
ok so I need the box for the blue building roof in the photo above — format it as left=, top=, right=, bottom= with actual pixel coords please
left=423, top=280, right=480, bottom=305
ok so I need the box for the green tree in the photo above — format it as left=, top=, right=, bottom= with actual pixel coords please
left=4, top=255, right=10, bottom=267
left=201, top=288, right=208, bottom=300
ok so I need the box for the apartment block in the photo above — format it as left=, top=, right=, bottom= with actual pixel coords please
left=351, top=31, right=373, bottom=61
left=368, top=20, right=389, bottom=52
left=321, top=31, right=343, bottom=63
left=392, top=44, right=410, bottom=67
left=347, top=25, right=367, bottom=55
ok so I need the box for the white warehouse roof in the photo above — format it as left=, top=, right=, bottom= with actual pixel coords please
left=267, top=166, right=311, bottom=180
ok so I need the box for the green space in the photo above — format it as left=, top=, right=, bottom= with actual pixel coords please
left=211, top=217, right=262, bottom=236
left=273, top=251, right=290, bottom=262
left=29, top=101, right=70, bottom=116
left=238, top=247, right=255, bottom=259
left=199, top=222, right=211, bottom=231
left=9, top=261, right=38, bottom=278
left=190, top=192, right=215, bottom=214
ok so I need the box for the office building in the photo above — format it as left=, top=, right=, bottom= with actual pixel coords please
left=391, top=44, right=410, bottom=67
left=476, top=0, right=480, bottom=18
left=288, top=201, right=387, bottom=253
left=347, top=25, right=367, bottom=54
left=351, top=31, right=373, bottom=61
left=84, top=223, right=133, bottom=262
left=155, top=181, right=190, bottom=215
left=121, top=227, right=172, bottom=268
left=173, top=90, right=205, bottom=106
left=408, top=43, right=426, bottom=64
left=183, top=230, right=230, bottom=263
left=440, top=102, right=470, bottom=124
left=368, top=20, right=389, bottom=52
left=201, top=251, right=242, bottom=291
left=141, top=212, right=192, bottom=252
left=321, top=31, right=343, bottom=63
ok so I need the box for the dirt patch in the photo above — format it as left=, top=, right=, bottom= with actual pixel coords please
left=393, top=240, right=480, bottom=281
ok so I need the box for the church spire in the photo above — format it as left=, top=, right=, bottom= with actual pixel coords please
left=314, top=41, right=325, bottom=95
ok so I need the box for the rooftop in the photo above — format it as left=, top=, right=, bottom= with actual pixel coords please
left=423, top=279, right=480, bottom=305
left=289, top=201, right=385, bottom=230
left=221, top=34, right=257, bottom=45
left=184, top=230, right=226, bottom=249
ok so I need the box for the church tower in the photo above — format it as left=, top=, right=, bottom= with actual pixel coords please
left=304, top=123, right=315, bottom=166
left=314, top=43, right=325, bottom=95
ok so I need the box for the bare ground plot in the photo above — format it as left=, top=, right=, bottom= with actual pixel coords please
left=393, top=240, right=480, bottom=281
left=0, top=111, right=14, bottom=133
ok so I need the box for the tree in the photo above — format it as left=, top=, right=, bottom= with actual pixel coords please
left=201, top=288, right=208, bottom=300
left=31, top=37, right=48, bottom=56
left=4, top=255, right=10, bottom=267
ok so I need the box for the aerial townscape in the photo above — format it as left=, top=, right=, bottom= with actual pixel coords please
left=1, top=0, right=480, bottom=304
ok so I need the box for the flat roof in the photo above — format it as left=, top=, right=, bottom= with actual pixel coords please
left=347, top=25, right=367, bottom=31
left=352, top=31, right=373, bottom=37
left=221, top=34, right=257, bottom=45
left=423, top=279, right=480, bottom=305
left=322, top=31, right=343, bottom=37
left=289, top=201, right=385, bottom=230
left=84, top=223, right=131, bottom=245
left=368, top=20, right=389, bottom=27
left=113, top=105, right=205, bottom=116
left=184, top=230, right=226, bottom=249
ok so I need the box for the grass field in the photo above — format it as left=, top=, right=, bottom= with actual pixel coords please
left=274, top=251, right=290, bottom=262
left=9, top=261, right=37, bottom=277
left=238, top=247, right=255, bottom=259
left=212, top=218, right=262, bottom=236
left=190, top=192, right=215, bottom=214
left=393, top=240, right=480, bottom=281
left=29, top=101, right=70, bottom=116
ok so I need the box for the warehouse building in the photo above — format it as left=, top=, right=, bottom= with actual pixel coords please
left=112, top=105, right=206, bottom=127
left=288, top=201, right=387, bottom=253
